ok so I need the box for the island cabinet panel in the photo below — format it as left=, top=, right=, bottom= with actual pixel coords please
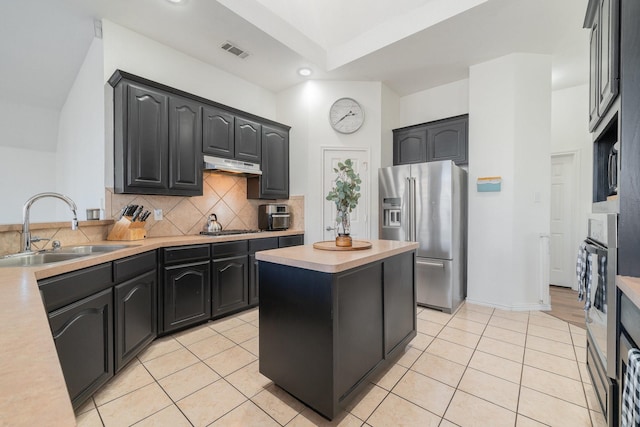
left=114, top=270, right=157, bottom=372
left=335, top=264, right=384, bottom=399
left=383, top=252, right=417, bottom=355
left=48, top=288, right=113, bottom=409
left=259, top=249, right=416, bottom=420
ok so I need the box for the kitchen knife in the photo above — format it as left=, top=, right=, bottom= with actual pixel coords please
left=125, top=205, right=138, bottom=217
left=131, top=205, right=144, bottom=221
left=117, top=205, right=128, bottom=220
left=140, top=210, right=151, bottom=222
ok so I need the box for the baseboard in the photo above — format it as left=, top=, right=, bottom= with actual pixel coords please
left=465, top=298, right=551, bottom=312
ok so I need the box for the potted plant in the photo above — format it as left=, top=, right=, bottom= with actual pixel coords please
left=326, top=159, right=362, bottom=247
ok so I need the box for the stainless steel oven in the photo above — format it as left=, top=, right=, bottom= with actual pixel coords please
left=585, top=214, right=618, bottom=426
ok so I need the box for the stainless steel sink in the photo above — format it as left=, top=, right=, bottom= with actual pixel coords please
left=0, top=252, right=89, bottom=268
left=54, top=244, right=139, bottom=254
left=0, top=244, right=138, bottom=267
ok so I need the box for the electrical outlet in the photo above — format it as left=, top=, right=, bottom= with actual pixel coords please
left=154, top=209, right=163, bottom=220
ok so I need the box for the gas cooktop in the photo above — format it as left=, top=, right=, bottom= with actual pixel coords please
left=199, top=229, right=260, bottom=236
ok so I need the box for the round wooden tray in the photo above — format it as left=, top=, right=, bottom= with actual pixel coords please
left=313, top=240, right=373, bottom=251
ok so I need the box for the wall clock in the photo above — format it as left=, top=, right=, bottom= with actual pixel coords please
left=329, top=97, right=364, bottom=134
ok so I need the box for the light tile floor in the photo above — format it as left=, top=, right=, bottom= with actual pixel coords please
left=75, top=303, right=606, bottom=427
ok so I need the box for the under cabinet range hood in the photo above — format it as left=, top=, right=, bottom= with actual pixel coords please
left=203, top=155, right=262, bottom=175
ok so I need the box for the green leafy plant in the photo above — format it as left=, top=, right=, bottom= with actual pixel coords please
left=326, top=159, right=362, bottom=235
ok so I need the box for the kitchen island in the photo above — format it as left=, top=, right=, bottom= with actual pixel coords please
left=256, top=239, right=418, bottom=420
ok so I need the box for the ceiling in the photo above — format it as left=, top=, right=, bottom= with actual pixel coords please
left=0, top=0, right=589, bottom=111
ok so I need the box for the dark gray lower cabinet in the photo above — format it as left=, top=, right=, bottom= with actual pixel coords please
left=114, top=270, right=157, bottom=372
left=48, top=288, right=113, bottom=409
left=162, top=261, right=211, bottom=333
left=249, top=237, right=278, bottom=306
left=160, top=245, right=211, bottom=333
left=212, top=255, right=249, bottom=317
left=278, top=234, right=304, bottom=248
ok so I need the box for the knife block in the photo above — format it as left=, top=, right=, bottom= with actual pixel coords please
left=107, top=217, right=147, bottom=241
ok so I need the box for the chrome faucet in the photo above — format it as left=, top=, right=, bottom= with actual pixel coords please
left=22, top=192, right=78, bottom=253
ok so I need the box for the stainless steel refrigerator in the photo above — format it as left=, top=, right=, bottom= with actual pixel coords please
left=379, top=160, right=467, bottom=313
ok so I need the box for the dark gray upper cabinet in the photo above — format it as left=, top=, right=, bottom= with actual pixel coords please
left=393, top=115, right=468, bottom=166
left=169, top=96, right=203, bottom=195
left=393, top=126, right=427, bottom=165
left=202, top=105, right=235, bottom=158
left=426, top=116, right=468, bottom=165
left=111, top=75, right=202, bottom=196
left=585, top=0, right=620, bottom=132
left=248, top=124, right=290, bottom=199
left=121, top=83, right=169, bottom=192
left=235, top=117, right=262, bottom=163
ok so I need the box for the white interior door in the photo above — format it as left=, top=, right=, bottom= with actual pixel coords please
left=322, top=148, right=369, bottom=241
left=550, top=153, right=577, bottom=288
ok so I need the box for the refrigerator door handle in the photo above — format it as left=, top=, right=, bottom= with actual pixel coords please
left=408, top=177, right=417, bottom=242
left=417, top=260, right=445, bottom=268
left=406, top=177, right=412, bottom=241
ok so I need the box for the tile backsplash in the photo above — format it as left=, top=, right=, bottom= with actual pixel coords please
left=106, top=172, right=304, bottom=237
left=0, top=172, right=304, bottom=256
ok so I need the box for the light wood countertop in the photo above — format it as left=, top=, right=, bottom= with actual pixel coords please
left=0, top=229, right=302, bottom=427
left=617, top=275, right=640, bottom=309
left=256, top=239, right=419, bottom=273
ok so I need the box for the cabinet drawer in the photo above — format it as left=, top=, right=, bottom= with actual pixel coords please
left=278, top=235, right=304, bottom=248
left=39, top=263, right=113, bottom=312
left=621, top=292, right=640, bottom=345
left=113, top=251, right=157, bottom=282
left=162, top=245, right=210, bottom=265
left=249, top=237, right=278, bottom=253
left=212, top=241, right=248, bottom=258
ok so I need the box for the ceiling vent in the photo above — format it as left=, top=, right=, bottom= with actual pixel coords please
left=221, top=41, right=249, bottom=59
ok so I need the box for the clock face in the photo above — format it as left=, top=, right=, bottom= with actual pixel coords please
left=329, top=98, right=364, bottom=134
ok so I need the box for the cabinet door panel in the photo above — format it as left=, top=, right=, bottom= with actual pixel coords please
left=203, top=106, right=235, bottom=158
left=249, top=254, right=259, bottom=305
left=127, top=84, right=168, bottom=189
left=163, top=261, right=211, bottom=332
left=260, top=125, right=289, bottom=199
left=383, top=252, right=416, bottom=355
left=589, top=12, right=600, bottom=130
left=336, top=263, right=384, bottom=399
left=169, top=96, right=202, bottom=195
left=235, top=117, right=261, bottom=163
left=393, top=128, right=427, bottom=165
left=212, top=255, right=249, bottom=316
left=48, top=288, right=113, bottom=408
left=427, top=118, right=468, bottom=165
left=115, top=270, right=157, bottom=372
left=597, top=0, right=619, bottom=117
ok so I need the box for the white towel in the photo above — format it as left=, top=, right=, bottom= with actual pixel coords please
left=621, top=348, right=640, bottom=427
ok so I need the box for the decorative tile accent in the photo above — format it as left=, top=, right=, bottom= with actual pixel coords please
left=105, top=177, right=304, bottom=238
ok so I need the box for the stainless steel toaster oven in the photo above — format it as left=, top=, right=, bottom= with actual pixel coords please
left=258, top=204, right=291, bottom=230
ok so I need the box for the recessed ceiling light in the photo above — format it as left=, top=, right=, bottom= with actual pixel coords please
left=166, top=0, right=186, bottom=4
left=298, top=68, right=312, bottom=77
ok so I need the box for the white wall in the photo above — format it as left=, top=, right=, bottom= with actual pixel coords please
left=276, top=80, right=383, bottom=244
left=399, top=79, right=469, bottom=127
left=0, top=147, right=59, bottom=223
left=381, top=84, right=400, bottom=167
left=467, top=53, right=552, bottom=310
left=102, top=20, right=277, bottom=121
left=0, top=101, right=60, bottom=223
left=551, top=84, right=592, bottom=256
left=56, top=37, right=105, bottom=220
